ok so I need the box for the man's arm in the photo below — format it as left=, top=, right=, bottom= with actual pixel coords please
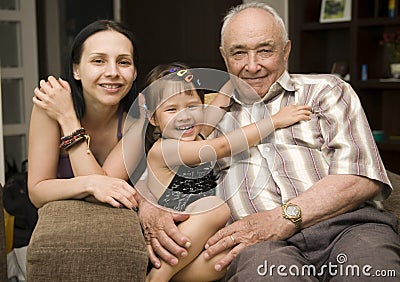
left=135, top=180, right=191, bottom=268
left=203, top=174, right=382, bottom=271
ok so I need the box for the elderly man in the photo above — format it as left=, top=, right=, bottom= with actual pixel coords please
left=138, top=2, right=400, bottom=281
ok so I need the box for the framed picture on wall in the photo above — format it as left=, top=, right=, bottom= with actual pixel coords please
left=320, top=0, right=352, bottom=23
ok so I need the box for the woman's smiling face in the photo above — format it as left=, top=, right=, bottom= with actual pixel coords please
left=73, top=30, right=137, bottom=107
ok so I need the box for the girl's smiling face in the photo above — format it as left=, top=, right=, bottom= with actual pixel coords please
left=150, top=90, right=204, bottom=141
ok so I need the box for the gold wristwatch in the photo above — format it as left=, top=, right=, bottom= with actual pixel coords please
left=282, top=203, right=302, bottom=230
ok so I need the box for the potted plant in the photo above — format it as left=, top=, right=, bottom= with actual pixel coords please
left=380, top=29, right=400, bottom=78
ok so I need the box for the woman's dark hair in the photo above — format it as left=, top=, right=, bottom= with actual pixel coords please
left=66, top=20, right=139, bottom=119
left=143, top=62, right=204, bottom=153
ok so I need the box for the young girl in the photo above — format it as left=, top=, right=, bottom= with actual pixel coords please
left=143, top=63, right=312, bottom=281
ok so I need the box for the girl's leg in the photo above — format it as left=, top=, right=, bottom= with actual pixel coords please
left=146, top=196, right=230, bottom=282
left=171, top=249, right=230, bottom=282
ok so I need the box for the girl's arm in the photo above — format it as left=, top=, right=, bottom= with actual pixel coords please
left=149, top=105, right=311, bottom=167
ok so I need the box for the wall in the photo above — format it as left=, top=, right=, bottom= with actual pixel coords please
left=36, top=0, right=292, bottom=92
left=243, top=0, right=289, bottom=30
left=38, top=0, right=117, bottom=78
left=122, top=0, right=242, bottom=90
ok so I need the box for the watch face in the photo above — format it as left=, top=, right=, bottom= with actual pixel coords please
left=286, top=205, right=300, bottom=217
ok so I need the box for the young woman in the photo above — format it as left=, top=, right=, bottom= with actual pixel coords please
left=143, top=63, right=312, bottom=281
left=28, top=20, right=144, bottom=210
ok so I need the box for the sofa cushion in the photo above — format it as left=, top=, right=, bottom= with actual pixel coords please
left=27, top=200, right=148, bottom=282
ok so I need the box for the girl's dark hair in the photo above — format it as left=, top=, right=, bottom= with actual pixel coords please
left=66, top=20, right=139, bottom=119
left=143, top=62, right=204, bottom=153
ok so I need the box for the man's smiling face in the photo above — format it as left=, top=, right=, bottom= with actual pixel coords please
left=220, top=8, right=291, bottom=99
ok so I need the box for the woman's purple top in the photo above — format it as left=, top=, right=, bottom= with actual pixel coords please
left=56, top=108, right=124, bottom=179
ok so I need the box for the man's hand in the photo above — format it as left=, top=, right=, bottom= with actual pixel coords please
left=204, top=208, right=295, bottom=271
left=137, top=198, right=190, bottom=268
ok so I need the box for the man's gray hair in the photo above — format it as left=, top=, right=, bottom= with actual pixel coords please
left=220, top=2, right=288, bottom=48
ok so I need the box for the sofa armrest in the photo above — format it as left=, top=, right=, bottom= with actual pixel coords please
left=27, top=200, right=148, bottom=281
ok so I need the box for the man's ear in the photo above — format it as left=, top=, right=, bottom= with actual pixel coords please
left=283, top=40, right=291, bottom=62
left=219, top=46, right=227, bottom=62
left=73, top=65, right=80, bottom=80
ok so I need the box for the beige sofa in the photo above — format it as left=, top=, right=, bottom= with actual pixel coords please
left=26, top=200, right=148, bottom=281
left=0, top=171, right=399, bottom=281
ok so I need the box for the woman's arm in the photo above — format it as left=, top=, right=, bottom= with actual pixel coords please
left=30, top=76, right=143, bottom=208
left=27, top=105, right=137, bottom=208
left=33, top=77, right=104, bottom=175
left=33, top=76, right=145, bottom=180
left=27, top=105, right=64, bottom=207
left=33, top=77, right=109, bottom=176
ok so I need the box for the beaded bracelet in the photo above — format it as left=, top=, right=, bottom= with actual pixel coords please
left=60, top=128, right=91, bottom=154
left=60, top=128, right=86, bottom=141
left=60, top=128, right=86, bottom=145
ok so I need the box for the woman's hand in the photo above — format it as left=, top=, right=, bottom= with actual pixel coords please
left=84, top=175, right=138, bottom=210
left=33, top=76, right=77, bottom=125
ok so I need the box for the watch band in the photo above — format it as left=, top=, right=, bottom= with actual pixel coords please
left=291, top=217, right=302, bottom=230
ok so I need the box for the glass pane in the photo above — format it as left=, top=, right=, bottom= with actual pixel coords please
left=0, top=21, right=21, bottom=68
left=1, top=78, right=24, bottom=124
left=0, top=0, right=19, bottom=10
left=4, top=135, right=26, bottom=178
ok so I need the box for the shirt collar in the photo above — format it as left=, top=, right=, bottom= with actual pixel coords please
left=229, top=71, right=296, bottom=107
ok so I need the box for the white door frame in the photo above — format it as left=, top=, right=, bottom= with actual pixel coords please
left=0, top=0, right=39, bottom=181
